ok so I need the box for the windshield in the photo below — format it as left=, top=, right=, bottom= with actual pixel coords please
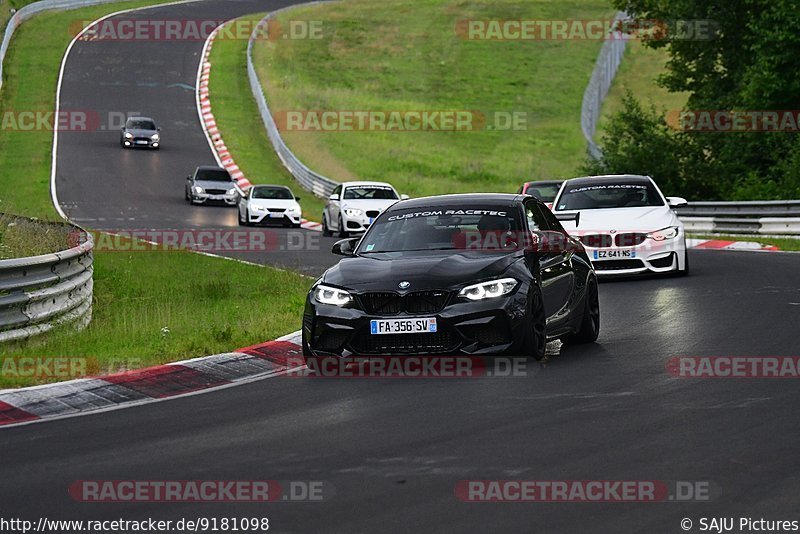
left=196, top=169, right=232, bottom=182
left=525, top=183, right=562, bottom=202
left=126, top=119, right=156, bottom=130
left=555, top=181, right=664, bottom=210
left=358, top=206, right=522, bottom=253
left=252, top=187, right=293, bottom=200
left=343, top=185, right=398, bottom=200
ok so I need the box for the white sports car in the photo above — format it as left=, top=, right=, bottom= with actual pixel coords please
left=238, top=184, right=302, bottom=227
left=551, top=174, right=689, bottom=276
left=322, top=181, right=408, bottom=237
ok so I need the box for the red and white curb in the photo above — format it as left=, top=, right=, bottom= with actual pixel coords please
left=0, top=332, right=304, bottom=428
left=687, top=238, right=779, bottom=251
left=197, top=27, right=322, bottom=233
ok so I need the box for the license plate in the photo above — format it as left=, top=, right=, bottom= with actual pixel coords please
left=209, top=195, right=223, bottom=200
left=269, top=212, right=284, bottom=218
left=594, top=250, right=636, bottom=259
left=135, top=140, right=148, bottom=145
left=370, top=318, right=437, bottom=335
left=369, top=217, right=375, bottom=224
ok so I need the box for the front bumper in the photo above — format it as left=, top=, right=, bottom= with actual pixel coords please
left=341, top=213, right=380, bottom=233
left=191, top=192, right=239, bottom=205
left=123, top=137, right=159, bottom=148
left=303, top=289, right=530, bottom=358
left=248, top=209, right=302, bottom=225
left=584, top=236, right=686, bottom=276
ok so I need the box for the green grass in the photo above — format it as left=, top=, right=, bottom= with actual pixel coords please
left=688, top=234, right=800, bottom=252
left=0, top=1, right=312, bottom=387
left=208, top=15, right=326, bottom=219
left=0, top=248, right=310, bottom=388
left=248, top=0, right=615, bottom=200
left=595, top=40, right=690, bottom=139
left=0, top=214, right=71, bottom=258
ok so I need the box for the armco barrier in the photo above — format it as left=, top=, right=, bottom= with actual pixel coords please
left=0, top=221, right=93, bottom=343
left=677, top=201, right=800, bottom=236
left=247, top=6, right=340, bottom=199
left=580, top=11, right=628, bottom=160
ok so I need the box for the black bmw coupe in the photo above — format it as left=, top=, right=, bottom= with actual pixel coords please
left=302, top=193, right=599, bottom=363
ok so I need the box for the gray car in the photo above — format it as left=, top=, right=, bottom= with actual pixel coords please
left=185, top=166, right=240, bottom=205
left=120, top=116, right=160, bottom=149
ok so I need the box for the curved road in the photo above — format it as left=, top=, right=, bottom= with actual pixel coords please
left=55, top=0, right=339, bottom=276
left=3, top=0, right=799, bottom=532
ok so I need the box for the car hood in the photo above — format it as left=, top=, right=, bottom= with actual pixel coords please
left=195, top=180, right=235, bottom=190
left=340, top=199, right=399, bottom=212
left=323, top=250, right=520, bottom=291
left=125, top=128, right=157, bottom=137
left=557, top=206, right=680, bottom=234
left=249, top=198, right=300, bottom=209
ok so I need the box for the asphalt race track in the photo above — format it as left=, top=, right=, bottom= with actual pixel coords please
left=5, top=0, right=800, bottom=532
left=55, top=0, right=339, bottom=276
left=3, top=250, right=800, bottom=531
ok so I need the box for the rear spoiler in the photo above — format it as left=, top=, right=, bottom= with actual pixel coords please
left=554, top=212, right=580, bottom=227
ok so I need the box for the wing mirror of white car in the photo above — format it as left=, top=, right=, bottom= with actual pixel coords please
left=295, top=196, right=301, bottom=201
left=554, top=211, right=580, bottom=228
left=666, top=196, right=688, bottom=208
left=329, top=193, right=339, bottom=201
left=400, top=194, right=410, bottom=200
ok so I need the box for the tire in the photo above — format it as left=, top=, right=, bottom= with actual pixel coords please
left=522, top=285, right=547, bottom=361
left=678, top=249, right=690, bottom=277
left=185, top=188, right=190, bottom=202
left=564, top=276, right=600, bottom=344
left=238, top=208, right=245, bottom=226
left=322, top=214, right=333, bottom=237
left=337, top=215, right=349, bottom=238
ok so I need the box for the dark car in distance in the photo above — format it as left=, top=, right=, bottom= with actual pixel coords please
left=302, top=193, right=599, bottom=365
left=120, top=116, right=160, bottom=149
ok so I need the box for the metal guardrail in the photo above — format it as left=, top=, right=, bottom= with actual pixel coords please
left=677, top=201, right=800, bottom=236
left=0, top=222, right=93, bottom=343
left=580, top=12, right=628, bottom=160
left=1, top=0, right=141, bottom=94
left=247, top=6, right=340, bottom=199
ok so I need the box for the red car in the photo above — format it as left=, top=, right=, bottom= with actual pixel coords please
left=517, top=180, right=564, bottom=209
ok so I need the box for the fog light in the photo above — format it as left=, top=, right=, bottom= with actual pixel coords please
left=152, top=142, right=159, bottom=147
left=124, top=141, right=131, bottom=146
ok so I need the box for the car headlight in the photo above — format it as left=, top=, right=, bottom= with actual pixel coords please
left=124, top=132, right=133, bottom=139
left=344, top=208, right=363, bottom=217
left=458, top=278, right=518, bottom=301
left=251, top=205, right=266, bottom=212
left=151, top=134, right=160, bottom=141
left=193, top=186, right=203, bottom=194
left=646, top=226, right=680, bottom=241
left=226, top=188, right=236, bottom=195
left=314, top=284, right=352, bottom=306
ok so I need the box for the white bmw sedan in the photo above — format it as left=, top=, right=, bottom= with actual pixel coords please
left=322, top=181, right=408, bottom=237
left=238, top=184, right=302, bottom=227
left=551, top=175, right=689, bottom=276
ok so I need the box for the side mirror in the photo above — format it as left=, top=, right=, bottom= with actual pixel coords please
left=120, top=126, right=125, bottom=131
left=329, top=193, right=339, bottom=201
left=554, top=211, right=580, bottom=228
left=157, top=127, right=161, bottom=131
left=186, top=175, right=192, bottom=181
left=332, top=237, right=359, bottom=256
left=295, top=196, right=301, bottom=201
left=400, top=194, right=410, bottom=200
left=666, top=196, right=688, bottom=208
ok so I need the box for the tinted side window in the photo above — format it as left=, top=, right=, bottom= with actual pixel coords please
left=537, top=204, right=567, bottom=232
left=524, top=201, right=548, bottom=231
